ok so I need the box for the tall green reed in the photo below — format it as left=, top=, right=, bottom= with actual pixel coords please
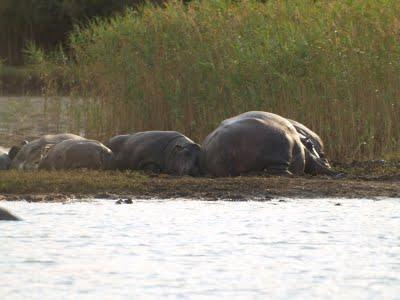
left=32, top=0, right=400, bottom=161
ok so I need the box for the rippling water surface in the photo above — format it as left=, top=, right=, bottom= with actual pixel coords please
left=1, top=198, right=400, bottom=299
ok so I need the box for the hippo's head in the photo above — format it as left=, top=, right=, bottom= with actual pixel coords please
left=169, top=143, right=201, bottom=176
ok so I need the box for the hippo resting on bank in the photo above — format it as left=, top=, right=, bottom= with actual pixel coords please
left=39, top=139, right=114, bottom=170
left=200, top=111, right=337, bottom=177
left=10, top=134, right=85, bottom=170
left=0, top=147, right=11, bottom=170
left=0, top=207, right=20, bottom=221
left=112, top=131, right=200, bottom=176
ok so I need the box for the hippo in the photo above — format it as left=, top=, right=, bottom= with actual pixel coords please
left=287, top=118, right=331, bottom=174
left=114, top=131, right=201, bottom=176
left=0, top=147, right=11, bottom=170
left=10, top=134, right=85, bottom=170
left=225, top=111, right=334, bottom=175
left=0, top=207, right=20, bottom=221
left=200, top=111, right=336, bottom=177
left=106, top=134, right=131, bottom=154
left=39, top=139, right=115, bottom=170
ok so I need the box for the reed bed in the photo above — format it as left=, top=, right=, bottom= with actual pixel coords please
left=31, top=0, right=400, bottom=162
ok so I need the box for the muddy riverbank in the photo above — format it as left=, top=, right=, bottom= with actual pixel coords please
left=0, top=162, right=399, bottom=202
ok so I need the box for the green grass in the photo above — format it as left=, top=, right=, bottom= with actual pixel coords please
left=30, top=0, right=400, bottom=162
left=0, top=166, right=398, bottom=199
left=0, top=170, right=149, bottom=194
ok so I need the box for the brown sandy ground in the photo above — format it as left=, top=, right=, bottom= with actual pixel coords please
left=0, top=160, right=398, bottom=202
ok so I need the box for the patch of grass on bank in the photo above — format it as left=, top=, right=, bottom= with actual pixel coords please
left=333, top=160, right=400, bottom=178
left=0, top=170, right=149, bottom=194
left=31, top=0, right=400, bottom=162
left=0, top=163, right=398, bottom=197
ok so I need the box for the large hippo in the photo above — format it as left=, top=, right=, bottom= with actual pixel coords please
left=226, top=111, right=333, bottom=175
left=39, top=139, right=115, bottom=170
left=0, top=147, right=11, bottom=170
left=10, top=134, right=85, bottom=170
left=0, top=207, right=20, bottom=221
left=200, top=111, right=336, bottom=177
left=114, top=131, right=200, bottom=176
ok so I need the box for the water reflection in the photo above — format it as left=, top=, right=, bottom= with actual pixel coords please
left=1, top=198, right=399, bottom=299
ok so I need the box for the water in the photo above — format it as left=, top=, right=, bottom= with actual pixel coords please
left=1, top=198, right=400, bottom=299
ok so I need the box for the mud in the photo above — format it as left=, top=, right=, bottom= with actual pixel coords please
left=1, top=174, right=399, bottom=202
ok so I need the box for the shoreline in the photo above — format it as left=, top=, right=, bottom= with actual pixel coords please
left=0, top=170, right=399, bottom=202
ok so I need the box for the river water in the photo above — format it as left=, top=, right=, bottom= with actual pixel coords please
left=1, top=198, right=400, bottom=299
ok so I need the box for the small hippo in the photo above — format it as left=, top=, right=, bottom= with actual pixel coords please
left=39, top=139, right=115, bottom=170
left=114, top=131, right=201, bottom=176
left=11, top=134, right=85, bottom=170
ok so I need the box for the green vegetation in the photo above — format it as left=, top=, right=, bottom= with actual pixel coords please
left=0, top=170, right=148, bottom=194
left=31, top=0, right=400, bottom=162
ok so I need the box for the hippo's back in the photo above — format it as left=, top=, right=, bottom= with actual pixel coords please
left=0, top=207, right=20, bottom=221
left=40, top=139, right=113, bottom=170
left=37, top=134, right=85, bottom=146
left=201, top=113, right=304, bottom=176
left=11, top=133, right=85, bottom=170
left=116, top=131, right=192, bottom=170
left=106, top=134, right=132, bottom=154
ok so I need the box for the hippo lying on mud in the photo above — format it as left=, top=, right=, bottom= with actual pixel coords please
left=200, top=111, right=336, bottom=177
left=10, top=134, right=85, bottom=170
left=39, top=139, right=114, bottom=170
left=0, top=207, right=20, bottom=221
left=111, top=131, right=201, bottom=175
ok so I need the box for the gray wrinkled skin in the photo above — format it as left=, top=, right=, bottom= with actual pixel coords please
left=200, top=111, right=335, bottom=177
left=10, top=134, right=85, bottom=170
left=0, top=147, right=11, bottom=170
left=106, top=134, right=132, bottom=154
left=0, top=207, right=20, bottom=221
left=39, top=139, right=115, bottom=170
left=115, top=131, right=200, bottom=176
